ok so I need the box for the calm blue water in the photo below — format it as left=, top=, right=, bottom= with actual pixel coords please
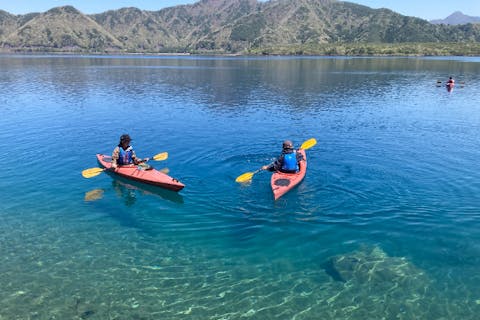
left=1, top=54, right=480, bottom=319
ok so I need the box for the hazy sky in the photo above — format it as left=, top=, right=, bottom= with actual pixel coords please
left=0, top=0, right=479, bottom=21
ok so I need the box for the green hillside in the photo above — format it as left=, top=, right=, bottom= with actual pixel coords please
left=1, top=0, right=479, bottom=55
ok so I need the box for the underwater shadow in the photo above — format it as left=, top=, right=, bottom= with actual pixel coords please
left=104, top=171, right=184, bottom=205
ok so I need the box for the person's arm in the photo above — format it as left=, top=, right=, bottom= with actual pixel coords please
left=296, top=151, right=304, bottom=162
left=111, top=147, right=120, bottom=169
left=273, top=156, right=283, bottom=171
left=262, top=162, right=275, bottom=171
left=263, top=155, right=283, bottom=171
left=131, top=149, right=141, bottom=164
left=131, top=150, right=149, bottom=164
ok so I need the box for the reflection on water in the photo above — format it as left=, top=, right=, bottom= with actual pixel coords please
left=84, top=188, right=104, bottom=201
left=1, top=55, right=480, bottom=319
left=84, top=174, right=184, bottom=210
left=108, top=177, right=184, bottom=205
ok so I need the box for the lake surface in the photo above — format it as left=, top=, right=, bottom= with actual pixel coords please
left=1, top=54, right=480, bottom=319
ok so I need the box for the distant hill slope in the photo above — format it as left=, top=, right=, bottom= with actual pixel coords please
left=0, top=10, right=39, bottom=39
left=430, top=11, right=480, bottom=25
left=2, top=6, right=122, bottom=51
left=1, top=0, right=480, bottom=54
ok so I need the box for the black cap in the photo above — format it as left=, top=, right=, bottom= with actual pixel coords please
left=282, top=140, right=293, bottom=150
left=120, top=134, right=131, bottom=143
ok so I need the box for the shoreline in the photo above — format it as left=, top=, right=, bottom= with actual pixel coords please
left=1, top=52, right=479, bottom=58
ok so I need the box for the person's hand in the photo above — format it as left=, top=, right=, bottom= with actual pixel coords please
left=143, top=157, right=150, bottom=162
left=261, top=165, right=268, bottom=170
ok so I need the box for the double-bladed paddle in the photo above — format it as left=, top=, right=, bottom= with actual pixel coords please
left=235, top=138, right=317, bottom=183
left=82, top=152, right=168, bottom=178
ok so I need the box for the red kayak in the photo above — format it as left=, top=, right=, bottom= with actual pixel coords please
left=270, top=149, right=307, bottom=200
left=96, top=154, right=185, bottom=192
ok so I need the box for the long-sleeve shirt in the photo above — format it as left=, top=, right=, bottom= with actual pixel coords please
left=111, top=145, right=140, bottom=167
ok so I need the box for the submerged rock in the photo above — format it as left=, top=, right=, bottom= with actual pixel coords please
left=325, top=246, right=428, bottom=290
left=322, top=245, right=433, bottom=318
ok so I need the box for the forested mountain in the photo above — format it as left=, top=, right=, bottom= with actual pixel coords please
left=1, top=0, right=480, bottom=54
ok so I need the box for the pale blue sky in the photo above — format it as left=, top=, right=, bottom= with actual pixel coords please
left=0, top=0, right=479, bottom=21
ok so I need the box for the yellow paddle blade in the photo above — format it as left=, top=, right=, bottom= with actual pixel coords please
left=84, top=189, right=104, bottom=202
left=300, top=138, right=317, bottom=150
left=152, top=152, right=168, bottom=161
left=236, top=172, right=255, bottom=183
left=82, top=167, right=105, bottom=178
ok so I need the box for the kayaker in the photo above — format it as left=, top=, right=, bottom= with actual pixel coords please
left=262, top=140, right=304, bottom=173
left=111, top=134, right=149, bottom=169
left=447, top=77, right=455, bottom=86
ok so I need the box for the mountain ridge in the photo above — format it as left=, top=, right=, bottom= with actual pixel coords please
left=430, top=11, right=480, bottom=25
left=1, top=0, right=480, bottom=55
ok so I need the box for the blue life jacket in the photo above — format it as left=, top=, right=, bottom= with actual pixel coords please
left=282, top=151, right=299, bottom=172
left=118, top=146, right=134, bottom=165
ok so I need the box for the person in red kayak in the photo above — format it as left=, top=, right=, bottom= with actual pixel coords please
left=446, top=77, right=455, bottom=92
left=262, top=140, right=304, bottom=173
left=446, top=76, right=455, bottom=86
left=111, top=134, right=149, bottom=169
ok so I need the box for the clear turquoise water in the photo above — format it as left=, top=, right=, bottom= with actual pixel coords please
left=1, top=55, right=480, bottom=319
